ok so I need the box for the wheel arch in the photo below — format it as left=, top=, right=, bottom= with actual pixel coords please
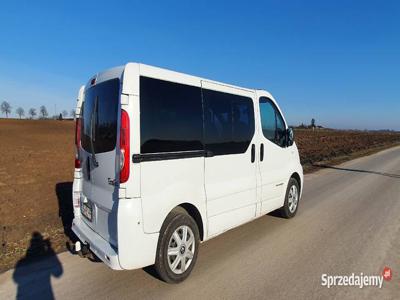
left=290, top=172, right=302, bottom=193
left=171, top=203, right=205, bottom=241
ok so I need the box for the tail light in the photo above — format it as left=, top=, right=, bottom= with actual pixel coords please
left=119, top=110, right=130, bottom=183
left=75, top=118, right=81, bottom=168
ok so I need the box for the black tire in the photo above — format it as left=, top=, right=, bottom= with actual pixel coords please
left=154, top=208, right=200, bottom=283
left=280, top=177, right=300, bottom=218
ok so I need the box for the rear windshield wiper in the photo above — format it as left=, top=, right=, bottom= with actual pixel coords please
left=90, top=97, right=99, bottom=167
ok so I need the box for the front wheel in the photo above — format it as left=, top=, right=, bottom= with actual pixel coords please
left=280, top=178, right=300, bottom=218
left=154, top=209, right=200, bottom=283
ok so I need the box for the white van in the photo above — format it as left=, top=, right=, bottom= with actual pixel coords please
left=72, top=63, right=303, bottom=283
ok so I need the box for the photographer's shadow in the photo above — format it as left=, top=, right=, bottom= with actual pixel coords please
left=13, top=232, right=63, bottom=300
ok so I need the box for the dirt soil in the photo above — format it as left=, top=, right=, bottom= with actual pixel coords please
left=0, top=119, right=399, bottom=272
left=295, top=128, right=400, bottom=171
left=0, top=119, right=75, bottom=272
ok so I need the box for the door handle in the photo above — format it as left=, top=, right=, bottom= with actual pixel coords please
left=260, top=143, right=264, bottom=162
left=251, top=144, right=255, bottom=163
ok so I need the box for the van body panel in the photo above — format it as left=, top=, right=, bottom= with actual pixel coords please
left=140, top=157, right=207, bottom=234
left=207, top=204, right=256, bottom=237
left=140, top=63, right=202, bottom=88
left=122, top=63, right=140, bottom=95
left=117, top=198, right=159, bottom=269
left=75, top=86, right=85, bottom=116
left=120, top=64, right=141, bottom=198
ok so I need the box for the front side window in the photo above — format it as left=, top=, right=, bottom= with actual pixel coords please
left=259, top=97, right=287, bottom=147
left=203, top=89, right=255, bottom=155
left=140, top=77, right=203, bottom=153
left=81, top=78, right=120, bottom=154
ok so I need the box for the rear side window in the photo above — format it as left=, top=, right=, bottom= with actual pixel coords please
left=81, top=79, right=120, bottom=154
left=203, top=89, right=254, bottom=155
left=259, top=97, right=286, bottom=147
left=140, top=77, right=203, bottom=153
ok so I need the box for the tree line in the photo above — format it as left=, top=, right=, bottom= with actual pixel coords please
left=1, top=101, right=75, bottom=120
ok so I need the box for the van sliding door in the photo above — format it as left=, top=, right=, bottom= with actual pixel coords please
left=201, top=81, right=258, bottom=236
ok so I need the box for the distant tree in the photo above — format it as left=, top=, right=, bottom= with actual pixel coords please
left=16, top=107, right=25, bottom=119
left=58, top=113, right=63, bottom=120
left=311, top=118, right=316, bottom=128
left=40, top=105, right=48, bottom=119
left=1, top=101, right=12, bottom=118
left=28, top=108, right=37, bottom=119
left=298, top=123, right=306, bottom=129
left=62, top=110, right=68, bottom=118
left=70, top=109, right=76, bottom=118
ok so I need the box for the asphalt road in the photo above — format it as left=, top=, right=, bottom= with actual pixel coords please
left=1, top=146, right=399, bottom=299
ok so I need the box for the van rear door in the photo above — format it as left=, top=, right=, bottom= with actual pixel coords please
left=80, top=78, right=120, bottom=246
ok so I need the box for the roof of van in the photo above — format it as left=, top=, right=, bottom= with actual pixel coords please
left=136, top=62, right=257, bottom=91
left=87, top=62, right=272, bottom=97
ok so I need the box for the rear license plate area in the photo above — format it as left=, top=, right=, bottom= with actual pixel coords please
left=81, top=199, right=93, bottom=221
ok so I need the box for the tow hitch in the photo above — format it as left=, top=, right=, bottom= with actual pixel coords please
left=75, top=241, right=91, bottom=258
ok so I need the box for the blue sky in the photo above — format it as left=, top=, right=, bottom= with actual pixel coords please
left=0, top=0, right=399, bottom=130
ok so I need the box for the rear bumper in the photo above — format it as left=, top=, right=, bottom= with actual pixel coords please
left=72, top=217, right=123, bottom=270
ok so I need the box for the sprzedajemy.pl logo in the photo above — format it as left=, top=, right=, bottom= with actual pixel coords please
left=321, top=267, right=392, bottom=289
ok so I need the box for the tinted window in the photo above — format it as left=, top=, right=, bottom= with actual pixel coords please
left=204, top=89, right=254, bottom=155
left=140, top=77, right=203, bottom=153
left=81, top=79, right=120, bottom=153
left=259, top=97, right=286, bottom=147
left=259, top=100, right=275, bottom=140
left=276, top=111, right=286, bottom=146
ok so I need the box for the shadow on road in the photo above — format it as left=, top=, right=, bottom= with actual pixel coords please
left=312, top=164, right=400, bottom=178
left=13, top=232, right=63, bottom=300
left=55, top=182, right=78, bottom=249
left=142, top=265, right=163, bottom=281
left=267, top=210, right=286, bottom=219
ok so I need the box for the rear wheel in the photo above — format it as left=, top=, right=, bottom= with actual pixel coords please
left=280, top=177, right=300, bottom=218
left=155, top=209, right=200, bottom=283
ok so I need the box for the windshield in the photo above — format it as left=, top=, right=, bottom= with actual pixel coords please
left=81, top=78, right=120, bottom=154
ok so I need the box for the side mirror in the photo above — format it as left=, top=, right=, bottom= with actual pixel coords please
left=287, top=127, right=294, bottom=146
